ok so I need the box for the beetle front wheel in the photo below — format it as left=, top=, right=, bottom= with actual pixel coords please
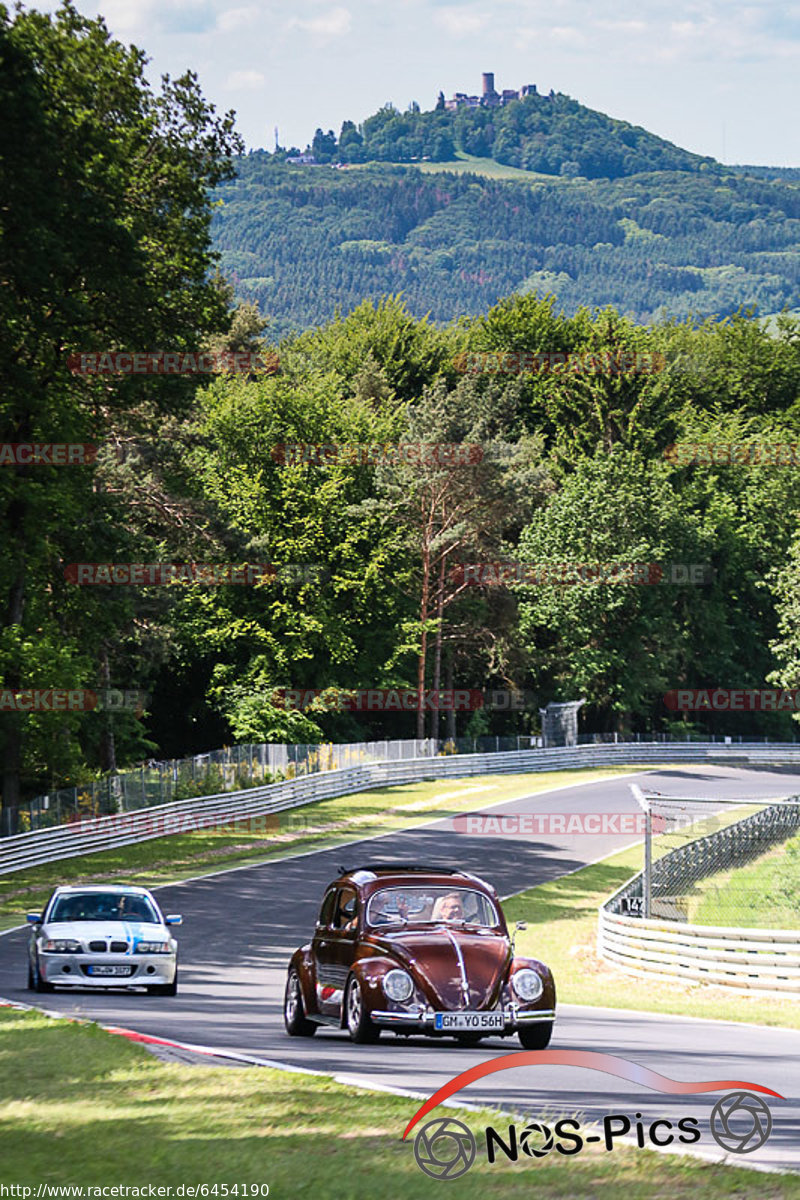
left=284, top=970, right=318, bottom=1037
left=345, top=976, right=379, bottom=1044
left=518, top=1021, right=553, bottom=1050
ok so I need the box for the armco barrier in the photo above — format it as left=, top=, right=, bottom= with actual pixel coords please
left=5, top=741, right=800, bottom=877
left=598, top=910, right=800, bottom=999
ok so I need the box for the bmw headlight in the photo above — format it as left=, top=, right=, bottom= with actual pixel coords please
left=42, top=939, right=81, bottom=953
left=382, top=969, right=414, bottom=1003
left=135, top=942, right=170, bottom=954
left=511, top=968, right=544, bottom=1002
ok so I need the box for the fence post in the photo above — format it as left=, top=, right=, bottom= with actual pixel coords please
left=643, top=805, right=652, bottom=919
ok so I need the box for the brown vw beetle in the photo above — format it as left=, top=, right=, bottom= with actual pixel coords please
left=284, top=863, right=556, bottom=1047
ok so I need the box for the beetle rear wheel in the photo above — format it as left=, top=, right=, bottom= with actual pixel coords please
left=344, top=976, right=379, bottom=1044
left=284, top=970, right=318, bottom=1037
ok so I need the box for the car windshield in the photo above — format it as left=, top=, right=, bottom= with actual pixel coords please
left=366, top=886, right=499, bottom=928
left=48, top=892, right=160, bottom=924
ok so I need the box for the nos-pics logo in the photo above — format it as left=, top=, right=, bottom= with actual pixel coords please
left=404, top=1052, right=781, bottom=1180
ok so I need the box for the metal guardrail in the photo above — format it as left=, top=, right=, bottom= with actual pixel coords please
left=598, top=910, right=800, bottom=998
left=14, top=731, right=795, bottom=836
left=4, top=740, right=800, bottom=877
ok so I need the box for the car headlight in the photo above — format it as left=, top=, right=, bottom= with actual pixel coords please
left=41, top=939, right=81, bottom=953
left=382, top=969, right=414, bottom=1003
left=135, top=942, right=171, bottom=954
left=511, top=968, right=544, bottom=1002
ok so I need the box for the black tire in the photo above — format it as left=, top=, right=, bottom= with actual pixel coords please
left=284, top=970, right=318, bottom=1037
left=344, top=975, right=380, bottom=1044
left=27, top=961, right=34, bottom=991
left=33, top=954, right=54, bottom=993
left=518, top=1021, right=553, bottom=1050
left=147, top=964, right=178, bottom=996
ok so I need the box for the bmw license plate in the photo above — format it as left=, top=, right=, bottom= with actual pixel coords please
left=88, top=965, right=132, bottom=976
left=434, top=1011, right=504, bottom=1032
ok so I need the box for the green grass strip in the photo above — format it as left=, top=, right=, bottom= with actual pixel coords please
left=0, top=1007, right=796, bottom=1195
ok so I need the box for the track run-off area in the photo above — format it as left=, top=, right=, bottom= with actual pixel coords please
left=2, top=764, right=799, bottom=1171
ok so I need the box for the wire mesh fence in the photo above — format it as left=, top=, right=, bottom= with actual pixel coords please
left=2, top=734, right=547, bottom=836
left=612, top=787, right=800, bottom=927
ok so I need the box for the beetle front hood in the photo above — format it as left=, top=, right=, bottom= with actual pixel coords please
left=366, top=927, right=510, bottom=1010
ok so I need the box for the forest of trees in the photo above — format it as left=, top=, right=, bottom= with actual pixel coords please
left=214, top=157, right=800, bottom=337
left=4, top=5, right=800, bottom=813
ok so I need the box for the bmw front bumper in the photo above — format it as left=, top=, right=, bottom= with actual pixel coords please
left=37, top=952, right=176, bottom=987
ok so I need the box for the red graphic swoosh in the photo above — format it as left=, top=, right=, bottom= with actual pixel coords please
left=402, top=1050, right=784, bottom=1139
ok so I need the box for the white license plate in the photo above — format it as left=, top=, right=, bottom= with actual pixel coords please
left=88, top=965, right=131, bottom=976
left=434, top=1011, right=504, bottom=1032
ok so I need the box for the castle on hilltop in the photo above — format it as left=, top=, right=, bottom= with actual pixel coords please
left=440, top=72, right=554, bottom=111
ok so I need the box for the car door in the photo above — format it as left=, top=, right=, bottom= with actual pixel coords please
left=310, top=887, right=338, bottom=1015
left=313, top=886, right=359, bottom=1018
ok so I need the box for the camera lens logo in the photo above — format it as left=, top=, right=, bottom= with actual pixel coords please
left=710, top=1092, right=772, bottom=1153
left=413, top=1117, right=476, bottom=1180
left=519, top=1121, right=554, bottom=1157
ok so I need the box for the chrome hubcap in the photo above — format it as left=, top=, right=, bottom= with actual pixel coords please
left=347, top=981, right=361, bottom=1030
left=286, top=975, right=299, bottom=1023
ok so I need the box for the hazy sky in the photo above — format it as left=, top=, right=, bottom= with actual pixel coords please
left=40, top=0, right=800, bottom=165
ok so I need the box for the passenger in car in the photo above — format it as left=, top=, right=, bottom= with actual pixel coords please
left=431, top=893, right=465, bottom=922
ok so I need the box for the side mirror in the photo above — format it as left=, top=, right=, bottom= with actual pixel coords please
left=164, top=915, right=183, bottom=926
left=26, top=913, right=42, bottom=925
left=511, top=920, right=527, bottom=953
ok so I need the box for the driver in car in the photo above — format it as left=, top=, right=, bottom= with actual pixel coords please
left=370, top=892, right=411, bottom=925
left=431, top=892, right=464, bottom=922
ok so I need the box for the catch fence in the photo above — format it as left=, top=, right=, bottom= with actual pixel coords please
left=599, top=785, right=800, bottom=995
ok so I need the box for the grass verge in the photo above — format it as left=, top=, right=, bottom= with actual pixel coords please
left=689, top=831, right=800, bottom=928
left=0, top=766, right=651, bottom=930
left=505, top=840, right=800, bottom=1029
left=0, top=1007, right=796, bottom=1196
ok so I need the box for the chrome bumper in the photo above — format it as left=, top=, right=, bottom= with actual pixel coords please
left=370, top=1007, right=556, bottom=1029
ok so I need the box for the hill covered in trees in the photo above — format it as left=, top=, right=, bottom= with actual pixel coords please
left=286, top=88, right=719, bottom=180
left=213, top=155, right=800, bottom=337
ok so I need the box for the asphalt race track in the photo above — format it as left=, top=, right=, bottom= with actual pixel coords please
left=2, top=765, right=799, bottom=1171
